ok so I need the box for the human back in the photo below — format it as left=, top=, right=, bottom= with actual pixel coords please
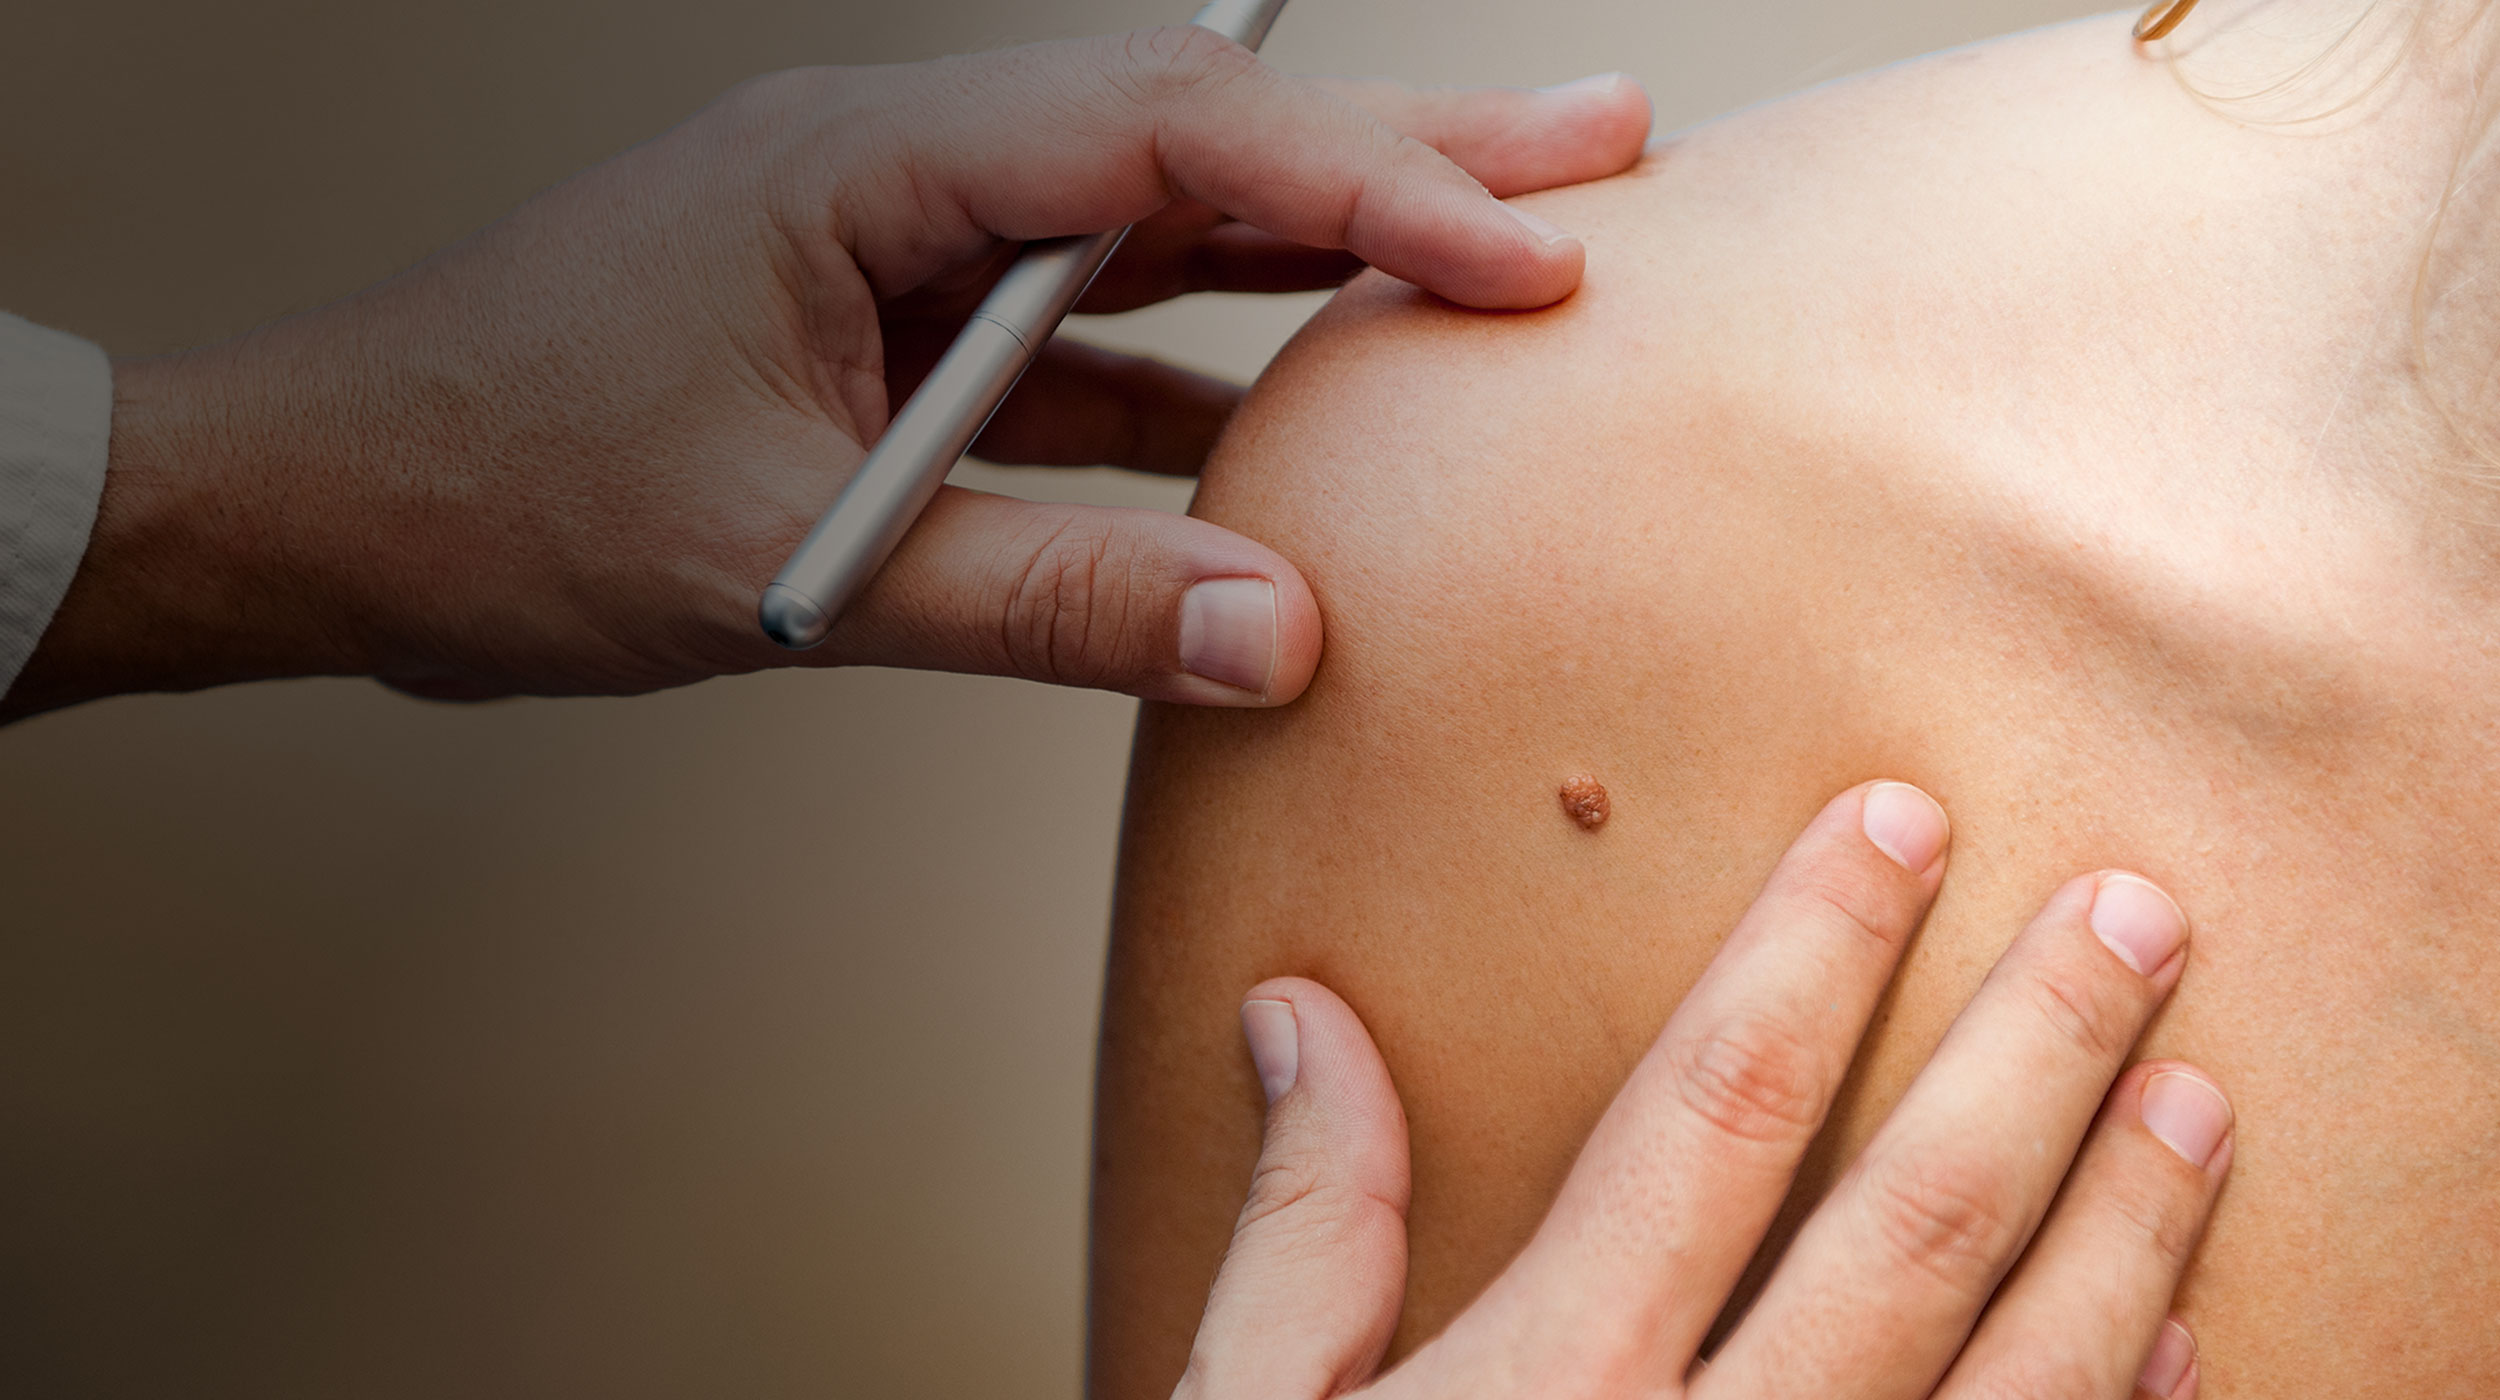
left=1092, top=6, right=2500, bottom=1397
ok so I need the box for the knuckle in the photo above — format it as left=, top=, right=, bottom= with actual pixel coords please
left=1787, top=862, right=1912, bottom=957
left=1669, top=1013, right=1830, bottom=1146
left=707, top=67, right=808, bottom=130
left=1316, top=74, right=1407, bottom=120
left=1116, top=24, right=1253, bottom=103
left=2100, top=1168, right=2210, bottom=1270
left=1383, top=127, right=1446, bottom=171
left=1234, top=1151, right=1377, bottom=1241
left=2022, top=963, right=2141, bottom=1064
left=1858, top=1147, right=2026, bottom=1289
left=998, top=513, right=1139, bottom=687
left=1236, top=1153, right=1325, bottom=1231
left=1366, top=130, right=1469, bottom=224
left=709, top=66, right=866, bottom=159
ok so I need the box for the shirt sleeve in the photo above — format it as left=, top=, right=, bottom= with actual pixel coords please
left=0, top=313, right=111, bottom=700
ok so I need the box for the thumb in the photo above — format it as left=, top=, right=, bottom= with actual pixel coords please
left=1177, top=979, right=1412, bottom=1400
left=815, top=484, right=1323, bottom=705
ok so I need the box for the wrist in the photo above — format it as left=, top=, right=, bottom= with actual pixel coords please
left=2, top=345, right=357, bottom=718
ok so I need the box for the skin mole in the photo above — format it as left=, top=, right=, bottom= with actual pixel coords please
left=1559, top=775, right=1610, bottom=831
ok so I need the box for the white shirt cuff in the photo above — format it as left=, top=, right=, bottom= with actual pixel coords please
left=0, top=313, right=111, bottom=701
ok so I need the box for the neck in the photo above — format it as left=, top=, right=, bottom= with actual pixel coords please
left=2153, top=1, right=2500, bottom=572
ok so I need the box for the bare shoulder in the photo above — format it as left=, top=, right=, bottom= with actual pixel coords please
left=1195, top=13, right=2195, bottom=619
left=1093, top=11, right=2500, bottom=1399
left=1190, top=0, right=2464, bottom=735
left=1180, top=16, right=2211, bottom=737
left=1096, top=23, right=2189, bottom=1390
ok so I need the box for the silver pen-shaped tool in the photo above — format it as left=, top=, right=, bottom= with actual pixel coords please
left=757, top=0, right=1294, bottom=649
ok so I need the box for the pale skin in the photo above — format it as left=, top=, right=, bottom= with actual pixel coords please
left=1173, top=784, right=2229, bottom=1400
left=1099, top=3, right=2500, bottom=1397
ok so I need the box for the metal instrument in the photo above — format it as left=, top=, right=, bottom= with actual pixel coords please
left=757, top=0, right=1295, bottom=649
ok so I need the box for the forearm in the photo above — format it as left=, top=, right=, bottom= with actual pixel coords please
left=2, top=345, right=355, bottom=721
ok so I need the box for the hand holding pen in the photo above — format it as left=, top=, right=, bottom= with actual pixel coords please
left=9, top=24, right=1649, bottom=718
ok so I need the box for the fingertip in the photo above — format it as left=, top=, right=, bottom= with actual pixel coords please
left=1536, top=70, right=1630, bottom=97
left=1606, top=73, right=1656, bottom=128
left=1164, top=547, right=1319, bottom=706
left=1239, top=977, right=1357, bottom=1066
left=2138, top=1316, right=2199, bottom=1399
left=1610, top=77, right=1656, bottom=144
left=2010, top=868, right=2119, bottom=947
left=1264, top=563, right=1323, bottom=702
left=1241, top=997, right=1300, bottom=1103
left=2119, top=1056, right=2224, bottom=1094
left=1539, top=69, right=1652, bottom=112
left=1166, top=560, right=1319, bottom=706
left=1176, top=576, right=1281, bottom=700
left=1241, top=977, right=1365, bottom=1058
left=1860, top=780, right=1950, bottom=877
left=1538, top=72, right=1655, bottom=170
left=2090, top=872, right=2191, bottom=980
left=1238, top=977, right=1409, bottom=1176
left=1444, top=222, right=1587, bottom=311
left=1503, top=200, right=1575, bottom=249
left=833, top=490, right=1325, bottom=705
left=1500, top=209, right=1588, bottom=308
left=1195, top=972, right=1412, bottom=1395
left=2134, top=1063, right=2235, bottom=1173
left=1242, top=974, right=1330, bottom=1009
left=1398, top=187, right=1588, bottom=311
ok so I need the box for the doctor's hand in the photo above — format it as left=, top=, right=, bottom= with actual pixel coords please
left=5, top=28, right=1649, bottom=719
left=1184, top=783, right=2227, bottom=1400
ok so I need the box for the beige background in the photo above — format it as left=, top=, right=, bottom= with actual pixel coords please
left=0, top=0, right=2099, bottom=1395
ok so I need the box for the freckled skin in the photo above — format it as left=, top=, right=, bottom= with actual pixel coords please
left=1559, top=775, right=1610, bottom=830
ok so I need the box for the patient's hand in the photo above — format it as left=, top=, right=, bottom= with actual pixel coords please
left=1176, top=784, right=2227, bottom=1400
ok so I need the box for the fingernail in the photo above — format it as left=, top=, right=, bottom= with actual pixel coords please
left=1538, top=71, right=1625, bottom=97
left=2141, top=1071, right=2233, bottom=1168
left=1861, top=782, right=1949, bottom=872
left=1502, top=201, right=1573, bottom=248
left=2090, top=874, right=2189, bottom=975
left=1179, top=577, right=1278, bottom=698
left=1241, top=999, right=1299, bottom=1103
left=2138, top=1318, right=2198, bottom=1398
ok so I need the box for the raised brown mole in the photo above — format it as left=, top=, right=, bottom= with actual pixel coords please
left=1559, top=775, right=1610, bottom=831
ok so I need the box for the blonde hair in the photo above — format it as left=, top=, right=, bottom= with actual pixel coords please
left=2166, top=0, right=2500, bottom=491
left=2169, top=2, right=2419, bottom=122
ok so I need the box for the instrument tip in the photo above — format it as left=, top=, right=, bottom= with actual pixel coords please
left=759, top=583, right=833, bottom=650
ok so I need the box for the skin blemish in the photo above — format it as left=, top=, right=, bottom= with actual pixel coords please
left=1559, top=775, right=1610, bottom=832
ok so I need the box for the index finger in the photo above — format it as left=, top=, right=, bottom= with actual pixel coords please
left=1396, top=783, right=1950, bottom=1395
left=1311, top=73, right=1654, bottom=197
left=1071, top=73, right=1655, bottom=310
left=1697, top=872, right=2192, bottom=1400
left=807, top=27, right=1623, bottom=308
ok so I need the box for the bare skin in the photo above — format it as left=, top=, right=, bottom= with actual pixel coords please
left=1095, top=6, right=2500, bottom=1398
left=1172, top=788, right=2229, bottom=1400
